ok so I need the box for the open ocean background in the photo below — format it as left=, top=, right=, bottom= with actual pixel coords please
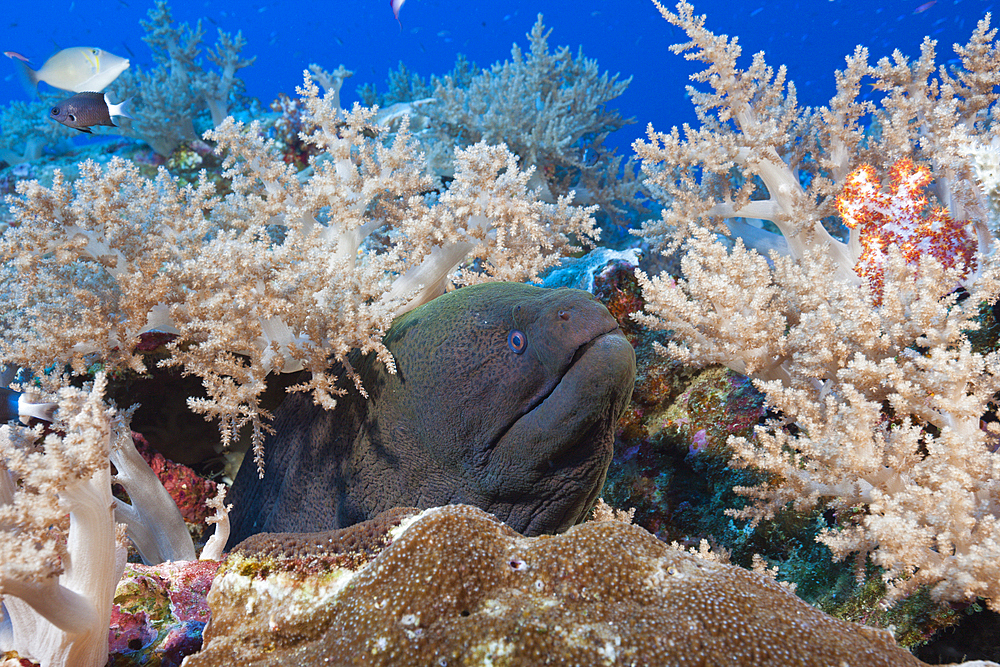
left=0, top=0, right=995, bottom=157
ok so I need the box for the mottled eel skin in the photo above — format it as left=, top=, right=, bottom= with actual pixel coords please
left=227, top=282, right=636, bottom=545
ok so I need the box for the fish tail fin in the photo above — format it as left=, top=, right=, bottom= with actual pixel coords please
left=106, top=94, right=134, bottom=120
left=15, top=60, right=40, bottom=97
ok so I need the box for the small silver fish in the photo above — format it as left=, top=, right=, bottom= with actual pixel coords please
left=390, top=0, right=406, bottom=26
left=6, top=47, right=129, bottom=92
left=50, top=91, right=133, bottom=133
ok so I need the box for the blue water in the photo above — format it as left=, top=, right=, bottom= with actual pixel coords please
left=0, top=0, right=993, bottom=156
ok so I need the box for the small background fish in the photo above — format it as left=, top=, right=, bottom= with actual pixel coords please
left=50, top=91, right=133, bottom=132
left=7, top=46, right=129, bottom=92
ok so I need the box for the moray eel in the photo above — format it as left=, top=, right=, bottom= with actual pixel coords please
left=226, top=282, right=636, bottom=545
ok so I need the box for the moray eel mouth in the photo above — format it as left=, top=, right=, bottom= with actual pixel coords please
left=534, top=323, right=634, bottom=462
left=498, top=322, right=626, bottom=436
left=490, top=321, right=636, bottom=535
left=569, top=326, right=615, bottom=366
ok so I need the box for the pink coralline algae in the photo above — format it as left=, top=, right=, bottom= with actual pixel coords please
left=133, top=330, right=179, bottom=353
left=592, top=256, right=647, bottom=345
left=108, top=560, right=220, bottom=667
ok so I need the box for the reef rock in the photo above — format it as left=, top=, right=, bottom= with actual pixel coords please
left=109, top=559, right=219, bottom=666
left=188, top=504, right=929, bottom=667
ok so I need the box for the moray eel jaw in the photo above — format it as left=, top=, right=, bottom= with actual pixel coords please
left=484, top=315, right=636, bottom=535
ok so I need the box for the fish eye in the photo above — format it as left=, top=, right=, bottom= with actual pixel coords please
left=507, top=329, right=527, bottom=354
left=50, top=107, right=59, bottom=115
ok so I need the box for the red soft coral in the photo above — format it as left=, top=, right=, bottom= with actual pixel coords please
left=836, top=158, right=977, bottom=300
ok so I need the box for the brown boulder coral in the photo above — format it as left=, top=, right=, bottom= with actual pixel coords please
left=188, top=504, right=932, bottom=667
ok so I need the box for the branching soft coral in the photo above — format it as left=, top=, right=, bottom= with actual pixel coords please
left=0, top=97, right=75, bottom=165
left=0, top=71, right=598, bottom=475
left=837, top=158, right=979, bottom=299
left=109, top=0, right=256, bottom=156
left=634, top=1, right=996, bottom=269
left=634, top=0, right=1000, bottom=609
left=430, top=15, right=641, bottom=222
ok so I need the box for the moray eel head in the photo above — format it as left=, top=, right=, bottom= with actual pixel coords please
left=227, top=281, right=637, bottom=544
left=382, top=282, right=636, bottom=535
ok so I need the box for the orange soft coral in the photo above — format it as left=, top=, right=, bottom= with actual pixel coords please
left=836, top=158, right=978, bottom=299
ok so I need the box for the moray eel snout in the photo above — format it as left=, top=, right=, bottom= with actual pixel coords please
left=493, top=292, right=636, bottom=535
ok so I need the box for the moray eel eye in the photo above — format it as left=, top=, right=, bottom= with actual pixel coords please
left=507, top=329, right=527, bottom=354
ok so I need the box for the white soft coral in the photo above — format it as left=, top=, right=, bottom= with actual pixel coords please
left=0, top=373, right=128, bottom=667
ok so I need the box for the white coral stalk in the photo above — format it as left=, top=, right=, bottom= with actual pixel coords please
left=0, top=374, right=128, bottom=667
left=109, top=408, right=196, bottom=564
left=199, top=485, right=231, bottom=561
